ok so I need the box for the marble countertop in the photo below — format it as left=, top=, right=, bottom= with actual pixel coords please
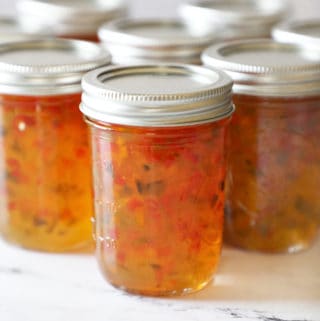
left=0, top=238, right=319, bottom=321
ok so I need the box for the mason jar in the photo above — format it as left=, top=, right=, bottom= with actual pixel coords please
left=179, top=0, right=288, bottom=41
left=273, top=19, right=320, bottom=49
left=202, top=40, right=320, bottom=253
left=16, top=0, right=127, bottom=42
left=0, top=39, right=111, bottom=251
left=80, top=64, right=234, bottom=296
left=98, top=18, right=216, bottom=64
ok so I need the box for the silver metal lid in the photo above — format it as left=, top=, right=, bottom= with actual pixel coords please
left=202, top=39, right=320, bottom=97
left=273, top=20, right=320, bottom=48
left=17, top=0, right=127, bottom=36
left=179, top=0, right=288, bottom=39
left=98, top=18, right=216, bottom=64
left=0, top=16, right=38, bottom=43
left=0, top=39, right=111, bottom=95
left=81, top=64, right=234, bottom=127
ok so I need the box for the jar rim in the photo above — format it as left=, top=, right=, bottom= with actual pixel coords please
left=81, top=64, right=234, bottom=127
left=179, top=0, right=289, bottom=39
left=98, top=18, right=216, bottom=61
left=179, top=0, right=288, bottom=24
left=16, top=0, right=127, bottom=36
left=0, top=39, right=111, bottom=95
left=273, top=19, right=320, bottom=48
left=202, top=39, right=320, bottom=97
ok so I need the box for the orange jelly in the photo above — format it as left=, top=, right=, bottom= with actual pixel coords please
left=81, top=64, right=234, bottom=295
left=91, top=121, right=229, bottom=295
left=225, top=95, right=320, bottom=252
left=203, top=39, right=320, bottom=253
left=0, top=39, right=111, bottom=251
left=0, top=94, right=92, bottom=251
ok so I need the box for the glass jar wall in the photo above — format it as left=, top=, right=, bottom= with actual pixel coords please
left=203, top=40, right=320, bottom=253
left=81, top=64, right=234, bottom=295
left=0, top=39, right=111, bottom=252
left=90, top=120, right=230, bottom=295
left=225, top=94, right=320, bottom=253
left=0, top=94, right=93, bottom=251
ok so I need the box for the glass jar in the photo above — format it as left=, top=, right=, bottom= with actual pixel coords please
left=179, top=0, right=288, bottom=41
left=273, top=19, right=320, bottom=49
left=0, top=39, right=111, bottom=251
left=202, top=40, right=320, bottom=253
left=80, top=64, right=234, bottom=296
left=98, top=18, right=216, bottom=64
left=16, top=0, right=127, bottom=42
left=0, top=17, right=38, bottom=44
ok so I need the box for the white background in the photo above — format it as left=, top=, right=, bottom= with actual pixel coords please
left=0, top=0, right=320, bottom=19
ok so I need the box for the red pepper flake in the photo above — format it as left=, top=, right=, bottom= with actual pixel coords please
left=110, top=142, right=119, bottom=154
left=114, top=175, right=126, bottom=186
left=7, top=158, right=20, bottom=170
left=60, top=209, right=73, bottom=220
left=9, top=169, right=28, bottom=184
left=117, top=251, right=126, bottom=265
left=75, top=147, right=87, bottom=158
left=127, top=198, right=143, bottom=211
left=156, top=246, right=171, bottom=257
left=184, top=150, right=199, bottom=164
left=8, top=202, right=17, bottom=211
left=62, top=158, right=73, bottom=167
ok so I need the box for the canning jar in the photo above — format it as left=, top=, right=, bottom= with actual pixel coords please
left=16, top=0, right=127, bottom=42
left=80, top=64, right=234, bottom=296
left=98, top=18, right=216, bottom=64
left=179, top=0, right=288, bottom=41
left=273, top=19, right=320, bottom=49
left=0, top=17, right=38, bottom=44
left=0, top=39, right=111, bottom=251
left=202, top=40, right=320, bottom=253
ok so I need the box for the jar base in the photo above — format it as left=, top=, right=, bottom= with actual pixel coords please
left=225, top=237, right=317, bottom=254
left=0, top=233, right=94, bottom=254
left=107, top=278, right=214, bottom=297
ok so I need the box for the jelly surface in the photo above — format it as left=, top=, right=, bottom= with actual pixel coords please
left=0, top=94, right=93, bottom=252
left=89, top=119, right=230, bottom=296
left=225, top=95, right=320, bottom=253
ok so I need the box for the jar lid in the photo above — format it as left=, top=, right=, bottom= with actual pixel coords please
left=17, top=0, right=127, bottom=36
left=202, top=40, right=320, bottom=97
left=0, top=16, right=38, bottom=43
left=98, top=18, right=216, bottom=64
left=179, top=0, right=288, bottom=39
left=81, top=64, right=234, bottom=127
left=0, top=39, right=111, bottom=95
left=273, top=20, right=320, bottom=48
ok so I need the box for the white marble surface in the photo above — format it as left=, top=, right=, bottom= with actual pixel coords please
left=0, top=238, right=319, bottom=321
